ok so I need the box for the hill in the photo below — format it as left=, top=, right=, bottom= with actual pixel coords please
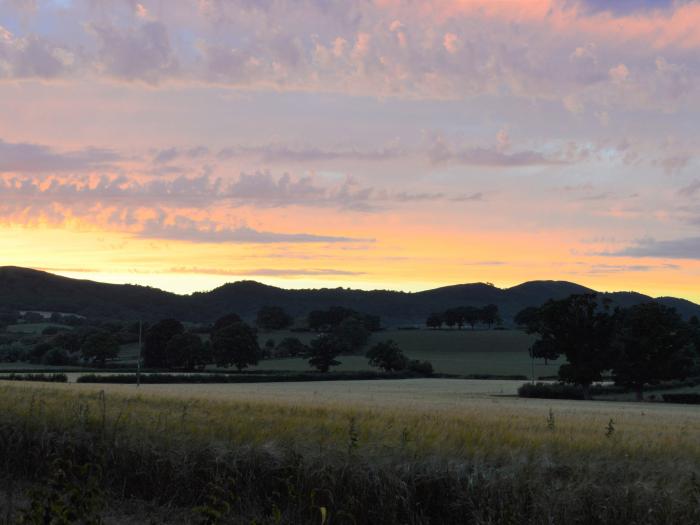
left=1, top=266, right=699, bottom=325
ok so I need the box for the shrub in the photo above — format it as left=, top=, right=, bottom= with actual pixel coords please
left=407, top=359, right=433, bottom=376
left=0, top=373, right=67, bottom=382
left=662, top=393, right=700, bottom=404
left=518, top=382, right=585, bottom=400
left=42, top=347, right=72, bottom=366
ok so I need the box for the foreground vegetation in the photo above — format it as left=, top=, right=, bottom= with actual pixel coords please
left=1, top=382, right=700, bottom=523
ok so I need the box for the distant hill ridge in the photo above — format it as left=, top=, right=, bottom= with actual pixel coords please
left=1, top=266, right=698, bottom=325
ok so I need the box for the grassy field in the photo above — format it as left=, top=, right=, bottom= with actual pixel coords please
left=251, top=329, right=551, bottom=377
left=5, top=322, right=72, bottom=334
left=1, top=380, right=699, bottom=523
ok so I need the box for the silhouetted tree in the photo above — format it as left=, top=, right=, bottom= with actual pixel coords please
left=307, top=307, right=380, bottom=332
left=211, top=321, right=260, bottom=371
left=213, top=313, right=242, bottom=332
left=366, top=340, right=408, bottom=372
left=307, top=335, right=342, bottom=372
left=514, top=306, right=540, bottom=330
left=81, top=331, right=119, bottom=367
left=479, top=304, right=500, bottom=329
left=333, top=316, right=370, bottom=353
left=42, top=347, right=71, bottom=366
left=462, top=306, right=480, bottom=330
left=612, top=302, right=696, bottom=401
left=276, top=337, right=307, bottom=357
left=143, top=319, right=184, bottom=368
left=28, top=342, right=52, bottom=364
left=528, top=294, right=617, bottom=399
left=426, top=312, right=443, bottom=330
left=165, top=332, right=209, bottom=370
left=52, top=332, right=82, bottom=353
left=443, top=308, right=460, bottom=329
left=256, top=306, right=293, bottom=330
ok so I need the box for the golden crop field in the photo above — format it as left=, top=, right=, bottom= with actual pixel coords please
left=2, top=379, right=700, bottom=524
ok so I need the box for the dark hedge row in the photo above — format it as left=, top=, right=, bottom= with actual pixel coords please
left=0, top=373, right=68, bottom=382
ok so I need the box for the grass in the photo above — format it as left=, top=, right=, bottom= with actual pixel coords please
left=1, top=380, right=700, bottom=523
left=2, top=380, right=700, bottom=523
left=5, top=323, right=71, bottom=334
left=250, top=329, right=554, bottom=377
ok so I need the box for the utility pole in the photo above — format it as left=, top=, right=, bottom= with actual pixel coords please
left=137, top=320, right=142, bottom=387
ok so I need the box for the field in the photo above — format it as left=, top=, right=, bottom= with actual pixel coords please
left=1, top=379, right=700, bottom=523
left=4, top=322, right=71, bottom=334
left=251, top=329, right=551, bottom=377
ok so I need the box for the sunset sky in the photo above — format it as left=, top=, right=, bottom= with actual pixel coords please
left=2, top=0, right=700, bottom=300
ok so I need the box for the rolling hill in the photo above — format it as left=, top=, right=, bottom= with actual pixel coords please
left=1, top=266, right=698, bottom=325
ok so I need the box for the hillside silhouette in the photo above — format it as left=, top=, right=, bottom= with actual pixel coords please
left=1, top=266, right=699, bottom=325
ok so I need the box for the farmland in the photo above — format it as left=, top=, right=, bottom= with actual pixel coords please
left=252, top=328, right=549, bottom=377
left=1, top=379, right=700, bottom=523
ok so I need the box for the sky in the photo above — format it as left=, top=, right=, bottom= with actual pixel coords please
left=1, top=0, right=700, bottom=300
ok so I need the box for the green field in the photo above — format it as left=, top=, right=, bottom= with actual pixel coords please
left=5, top=322, right=72, bottom=334
left=251, top=329, right=552, bottom=377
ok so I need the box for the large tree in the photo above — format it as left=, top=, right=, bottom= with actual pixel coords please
left=143, top=319, right=184, bottom=368
left=165, top=332, right=209, bottom=371
left=212, top=313, right=242, bottom=332
left=80, top=331, right=120, bottom=367
left=479, top=304, right=500, bottom=329
left=528, top=294, right=617, bottom=399
left=612, top=302, right=696, bottom=401
left=332, top=316, right=370, bottom=353
left=307, top=335, right=342, bottom=372
left=211, top=321, right=260, bottom=371
left=256, top=306, right=293, bottom=330
left=514, top=306, right=540, bottom=330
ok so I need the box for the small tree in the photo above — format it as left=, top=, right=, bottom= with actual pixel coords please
left=256, top=306, right=293, bottom=330
left=307, top=335, right=342, bottom=372
left=366, top=340, right=408, bottom=372
left=426, top=313, right=443, bottom=330
left=211, top=321, right=260, bottom=371
left=81, top=331, right=119, bottom=367
left=612, top=302, right=695, bottom=401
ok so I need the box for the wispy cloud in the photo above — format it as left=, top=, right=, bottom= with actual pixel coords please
left=169, top=267, right=364, bottom=276
left=603, top=237, right=700, bottom=259
left=0, top=139, right=120, bottom=173
left=139, top=216, right=373, bottom=244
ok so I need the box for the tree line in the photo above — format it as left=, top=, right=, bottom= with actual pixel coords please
left=141, top=307, right=430, bottom=375
left=425, top=304, right=500, bottom=330
left=516, top=294, right=700, bottom=400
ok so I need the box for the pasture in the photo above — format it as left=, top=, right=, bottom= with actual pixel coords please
left=251, top=328, right=550, bottom=377
left=4, top=322, right=71, bottom=334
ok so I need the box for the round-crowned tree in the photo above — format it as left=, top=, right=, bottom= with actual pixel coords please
left=211, top=321, right=260, bottom=371
left=366, top=340, right=408, bottom=372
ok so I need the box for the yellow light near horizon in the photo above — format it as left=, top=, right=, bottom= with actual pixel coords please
left=3, top=223, right=700, bottom=302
